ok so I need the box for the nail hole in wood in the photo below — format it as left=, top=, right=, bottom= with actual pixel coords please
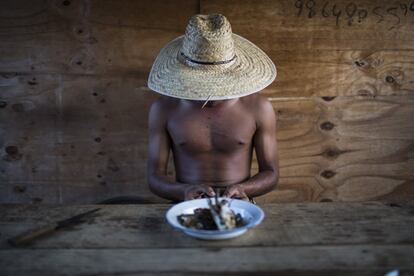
left=62, top=0, right=71, bottom=6
left=320, top=121, right=335, bottom=131
left=385, top=75, right=395, bottom=83
left=0, top=101, right=7, bottom=108
left=321, top=170, right=336, bottom=179
left=354, top=60, right=365, bottom=67
left=320, top=198, right=333, bottom=202
left=323, top=148, right=341, bottom=159
left=321, top=96, right=336, bottom=101
left=5, top=146, right=19, bottom=155
left=94, top=137, right=102, bottom=143
left=32, top=197, right=43, bottom=203
left=13, top=186, right=26, bottom=193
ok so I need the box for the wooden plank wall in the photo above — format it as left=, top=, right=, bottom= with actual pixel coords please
left=0, top=0, right=413, bottom=204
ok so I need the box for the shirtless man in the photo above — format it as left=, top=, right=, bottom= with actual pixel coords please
left=147, top=95, right=278, bottom=201
left=147, top=14, right=279, bottom=201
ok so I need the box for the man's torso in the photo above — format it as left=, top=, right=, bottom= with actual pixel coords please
left=165, top=95, right=260, bottom=187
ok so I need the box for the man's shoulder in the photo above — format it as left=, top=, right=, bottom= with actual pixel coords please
left=239, top=94, right=276, bottom=129
left=149, top=96, right=180, bottom=115
left=240, top=94, right=274, bottom=114
left=148, top=96, right=180, bottom=127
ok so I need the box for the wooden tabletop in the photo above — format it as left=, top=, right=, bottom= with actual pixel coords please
left=0, top=201, right=413, bottom=275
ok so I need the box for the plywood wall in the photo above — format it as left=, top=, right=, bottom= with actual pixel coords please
left=0, top=0, right=413, bottom=204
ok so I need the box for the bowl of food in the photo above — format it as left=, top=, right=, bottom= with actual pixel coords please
left=165, top=196, right=264, bottom=240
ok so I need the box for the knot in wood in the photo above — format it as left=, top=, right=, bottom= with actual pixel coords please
left=321, top=96, right=336, bottom=102
left=320, top=198, right=333, bottom=202
left=357, top=89, right=374, bottom=97
left=13, top=186, right=26, bottom=193
left=321, top=170, right=336, bottom=179
left=354, top=60, right=366, bottom=67
left=320, top=121, right=335, bottom=131
left=323, top=148, right=340, bottom=159
left=5, top=146, right=19, bottom=155
left=385, top=75, right=395, bottom=84
left=27, top=79, right=37, bottom=86
left=4, top=145, right=22, bottom=161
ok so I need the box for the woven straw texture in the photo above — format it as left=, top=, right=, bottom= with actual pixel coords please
left=148, top=14, right=277, bottom=100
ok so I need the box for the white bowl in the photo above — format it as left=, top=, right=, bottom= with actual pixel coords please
left=165, top=197, right=265, bottom=240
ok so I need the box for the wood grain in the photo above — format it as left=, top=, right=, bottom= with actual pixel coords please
left=201, top=0, right=414, bottom=50
left=260, top=50, right=414, bottom=97
left=1, top=202, right=413, bottom=249
left=2, top=74, right=413, bottom=203
left=2, top=1, right=413, bottom=97
left=256, top=95, right=414, bottom=203
left=1, top=246, right=412, bottom=275
left=0, top=0, right=198, bottom=75
left=0, top=0, right=413, bottom=203
left=201, top=0, right=414, bottom=97
left=0, top=203, right=413, bottom=275
left=0, top=74, right=164, bottom=204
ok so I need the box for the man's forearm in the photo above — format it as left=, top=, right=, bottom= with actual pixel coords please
left=148, top=174, right=189, bottom=201
left=240, top=169, right=279, bottom=198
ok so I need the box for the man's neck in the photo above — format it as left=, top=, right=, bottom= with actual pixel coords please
left=182, top=98, right=239, bottom=109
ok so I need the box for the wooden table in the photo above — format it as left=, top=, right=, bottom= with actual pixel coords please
left=0, top=202, right=413, bottom=275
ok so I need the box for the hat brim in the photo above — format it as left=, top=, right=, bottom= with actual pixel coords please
left=147, top=34, right=277, bottom=101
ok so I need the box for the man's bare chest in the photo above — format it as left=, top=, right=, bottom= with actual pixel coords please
left=167, top=110, right=256, bottom=153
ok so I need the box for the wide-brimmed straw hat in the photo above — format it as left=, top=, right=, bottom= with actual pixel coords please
left=147, top=14, right=277, bottom=101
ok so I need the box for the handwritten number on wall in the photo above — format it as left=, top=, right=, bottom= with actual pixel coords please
left=332, top=4, right=342, bottom=26
left=295, top=0, right=304, bottom=16
left=306, top=0, right=317, bottom=18
left=373, top=6, right=384, bottom=23
left=387, top=7, right=400, bottom=29
left=322, top=1, right=330, bottom=17
left=400, top=3, right=408, bottom=16
left=294, top=0, right=414, bottom=28
left=358, top=9, right=368, bottom=23
left=345, top=2, right=357, bottom=26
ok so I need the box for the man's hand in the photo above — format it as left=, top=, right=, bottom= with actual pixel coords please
left=223, top=184, right=248, bottom=200
left=184, top=184, right=216, bottom=200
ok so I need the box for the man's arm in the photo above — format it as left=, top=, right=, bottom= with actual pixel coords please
left=224, top=97, right=279, bottom=198
left=147, top=99, right=215, bottom=201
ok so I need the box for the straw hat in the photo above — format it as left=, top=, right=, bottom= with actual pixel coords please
left=147, top=14, right=277, bottom=101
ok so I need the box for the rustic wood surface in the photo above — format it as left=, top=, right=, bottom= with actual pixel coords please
left=201, top=0, right=414, bottom=97
left=0, top=0, right=413, bottom=204
left=257, top=95, right=414, bottom=203
left=0, top=202, right=413, bottom=275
